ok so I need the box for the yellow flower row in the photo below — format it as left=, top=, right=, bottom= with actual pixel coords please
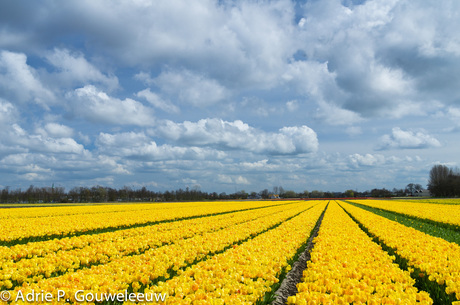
left=290, top=201, right=432, bottom=305
left=0, top=203, right=301, bottom=290
left=0, top=201, right=289, bottom=242
left=394, top=199, right=460, bottom=205
left=0, top=202, right=296, bottom=263
left=0, top=202, right=172, bottom=219
left=5, top=202, right=318, bottom=304
left=341, top=201, right=460, bottom=301
left=133, top=201, right=327, bottom=305
left=0, top=201, right=287, bottom=220
left=349, top=199, right=460, bottom=226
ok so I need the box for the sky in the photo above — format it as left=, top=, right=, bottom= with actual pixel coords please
left=0, top=0, right=459, bottom=194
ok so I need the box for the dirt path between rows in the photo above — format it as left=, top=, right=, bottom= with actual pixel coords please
left=271, top=207, right=326, bottom=305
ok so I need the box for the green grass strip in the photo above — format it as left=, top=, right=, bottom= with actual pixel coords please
left=344, top=200, right=460, bottom=246
left=339, top=203, right=457, bottom=305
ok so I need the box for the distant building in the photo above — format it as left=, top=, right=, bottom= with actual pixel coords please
left=414, top=189, right=431, bottom=197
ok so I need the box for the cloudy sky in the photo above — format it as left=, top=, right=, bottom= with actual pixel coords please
left=1, top=0, right=459, bottom=193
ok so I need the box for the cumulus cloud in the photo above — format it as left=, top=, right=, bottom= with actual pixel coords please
left=0, top=50, right=54, bottom=107
left=239, top=159, right=279, bottom=171
left=2, top=0, right=460, bottom=120
left=377, top=127, right=441, bottom=150
left=292, top=0, right=460, bottom=119
left=0, top=99, right=17, bottom=125
left=348, top=153, right=386, bottom=168
left=448, top=107, right=460, bottom=119
left=1, top=1, right=299, bottom=89
left=1, top=0, right=460, bottom=191
left=217, top=174, right=250, bottom=185
left=68, top=85, right=155, bottom=126
left=36, top=123, right=74, bottom=138
left=136, top=89, right=179, bottom=114
left=96, top=131, right=226, bottom=161
left=443, top=107, right=460, bottom=132
left=45, top=48, right=118, bottom=90
left=0, top=120, right=86, bottom=155
left=315, top=101, right=364, bottom=126
left=282, top=60, right=341, bottom=101
left=155, top=118, right=318, bottom=155
left=13, top=126, right=85, bottom=155
left=153, top=69, right=229, bottom=107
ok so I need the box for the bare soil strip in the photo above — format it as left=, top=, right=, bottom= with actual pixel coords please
left=271, top=204, right=327, bottom=305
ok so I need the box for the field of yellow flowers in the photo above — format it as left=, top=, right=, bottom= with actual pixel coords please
left=1, top=199, right=459, bottom=304
left=349, top=199, right=460, bottom=227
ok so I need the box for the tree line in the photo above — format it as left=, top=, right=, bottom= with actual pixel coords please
left=428, top=164, right=460, bottom=197
left=0, top=185, right=369, bottom=204
left=1, top=166, right=457, bottom=204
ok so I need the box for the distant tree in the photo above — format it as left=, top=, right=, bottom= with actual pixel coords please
left=0, top=187, right=9, bottom=203
left=392, top=188, right=405, bottom=197
left=344, top=190, right=355, bottom=197
left=283, top=190, right=297, bottom=198
left=428, top=165, right=452, bottom=197
left=302, top=190, right=309, bottom=198
left=405, top=183, right=415, bottom=196
left=259, top=189, right=269, bottom=199
left=279, top=186, right=285, bottom=197
left=310, top=190, right=324, bottom=198
left=370, top=188, right=392, bottom=197
left=236, top=190, right=248, bottom=199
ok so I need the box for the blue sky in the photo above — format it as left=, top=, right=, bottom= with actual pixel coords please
left=0, top=0, right=459, bottom=193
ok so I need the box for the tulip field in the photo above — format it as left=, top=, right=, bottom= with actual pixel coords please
left=0, top=199, right=459, bottom=304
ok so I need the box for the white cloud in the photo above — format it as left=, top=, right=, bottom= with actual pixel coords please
left=0, top=50, right=54, bottom=107
left=2, top=1, right=460, bottom=192
left=37, top=123, right=74, bottom=138
left=155, top=118, right=318, bottom=155
left=96, top=131, right=226, bottom=161
left=282, top=60, right=340, bottom=100
left=97, top=155, right=131, bottom=175
left=286, top=100, right=299, bottom=112
left=0, top=99, right=17, bottom=125
left=24, top=134, right=85, bottom=155
left=136, top=89, right=179, bottom=114
left=316, top=101, right=364, bottom=126
left=77, top=132, right=91, bottom=145
left=153, top=69, right=229, bottom=107
left=378, top=127, right=441, bottom=150
left=69, top=85, right=155, bottom=126
left=239, top=159, right=278, bottom=171
left=217, top=174, right=233, bottom=184
left=448, top=107, right=460, bottom=119
left=46, top=48, right=118, bottom=90
left=348, top=153, right=386, bottom=168
left=217, top=174, right=250, bottom=185
left=0, top=103, right=88, bottom=161
left=235, top=176, right=250, bottom=185
left=2, top=122, right=85, bottom=155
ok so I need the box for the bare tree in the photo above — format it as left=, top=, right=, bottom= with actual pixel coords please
left=406, top=183, right=415, bottom=196
left=428, top=165, right=452, bottom=197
